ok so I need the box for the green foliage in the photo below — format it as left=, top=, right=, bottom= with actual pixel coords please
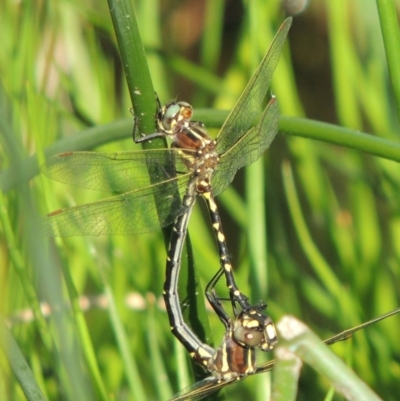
left=0, top=1, right=399, bottom=401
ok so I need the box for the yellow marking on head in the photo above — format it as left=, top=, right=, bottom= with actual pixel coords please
left=261, top=341, right=274, bottom=351
left=267, top=323, right=277, bottom=340
left=245, top=319, right=260, bottom=329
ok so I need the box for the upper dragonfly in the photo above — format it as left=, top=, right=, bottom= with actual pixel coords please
left=42, top=18, right=292, bottom=237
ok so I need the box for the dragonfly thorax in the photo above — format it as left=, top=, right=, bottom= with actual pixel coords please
left=208, top=328, right=257, bottom=380
left=172, top=121, right=216, bottom=151
left=205, top=306, right=278, bottom=381
left=170, top=119, right=219, bottom=194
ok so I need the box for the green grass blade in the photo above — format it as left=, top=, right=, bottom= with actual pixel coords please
left=276, top=316, right=383, bottom=401
left=102, top=283, right=147, bottom=401
left=107, top=0, right=156, bottom=135
left=280, top=116, right=400, bottom=162
left=108, top=0, right=214, bottom=389
left=376, top=0, right=400, bottom=121
left=271, top=346, right=301, bottom=401
left=0, top=317, right=47, bottom=401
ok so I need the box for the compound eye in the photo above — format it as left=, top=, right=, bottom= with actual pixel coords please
left=179, top=102, right=193, bottom=120
left=162, top=104, right=181, bottom=129
left=234, top=326, right=263, bottom=347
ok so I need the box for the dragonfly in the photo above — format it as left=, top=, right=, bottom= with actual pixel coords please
left=168, top=307, right=400, bottom=401
left=42, top=16, right=291, bottom=244
left=164, top=259, right=279, bottom=400
left=42, top=16, right=291, bottom=364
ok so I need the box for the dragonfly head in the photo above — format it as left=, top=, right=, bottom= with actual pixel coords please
left=233, top=304, right=278, bottom=351
left=158, top=101, right=193, bottom=134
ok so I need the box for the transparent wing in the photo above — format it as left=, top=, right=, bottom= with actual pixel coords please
left=169, top=376, right=235, bottom=401
left=215, top=17, right=291, bottom=155
left=43, top=174, right=191, bottom=236
left=41, top=149, right=194, bottom=193
left=212, top=97, right=279, bottom=196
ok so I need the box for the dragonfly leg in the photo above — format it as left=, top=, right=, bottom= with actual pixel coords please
left=205, top=268, right=232, bottom=329
left=132, top=113, right=168, bottom=144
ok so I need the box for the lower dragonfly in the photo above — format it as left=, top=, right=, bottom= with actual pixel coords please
left=169, top=306, right=400, bottom=401
left=164, top=242, right=278, bottom=401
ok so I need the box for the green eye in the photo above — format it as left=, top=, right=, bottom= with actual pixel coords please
left=162, top=104, right=180, bottom=129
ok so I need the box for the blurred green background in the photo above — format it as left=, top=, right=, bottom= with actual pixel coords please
left=1, top=0, right=399, bottom=400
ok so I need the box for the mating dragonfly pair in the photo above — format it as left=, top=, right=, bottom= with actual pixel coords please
left=42, top=16, right=400, bottom=401
left=43, top=19, right=291, bottom=400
